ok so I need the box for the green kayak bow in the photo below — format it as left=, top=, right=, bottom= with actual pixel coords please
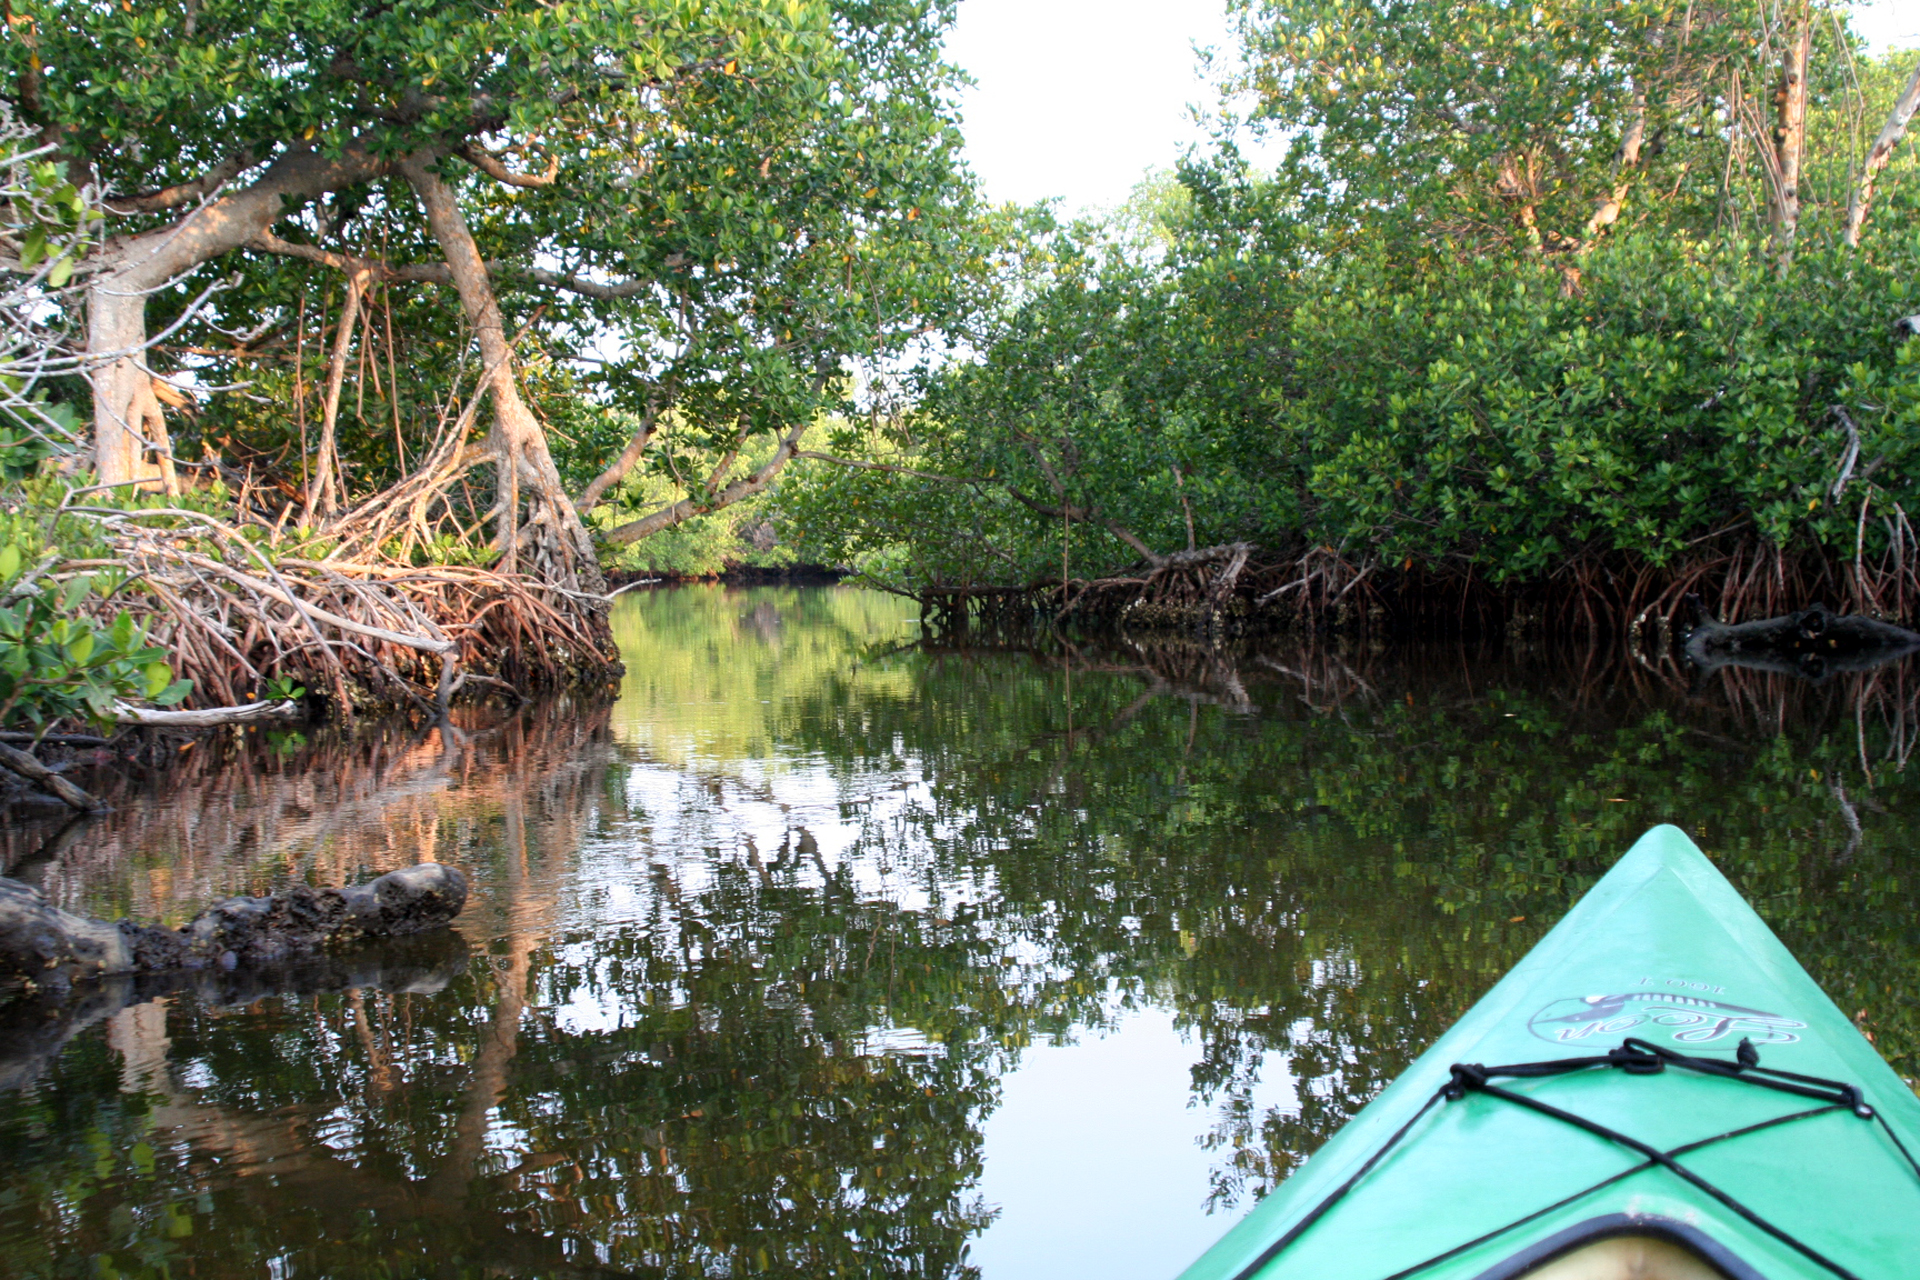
left=1178, top=825, right=1920, bottom=1280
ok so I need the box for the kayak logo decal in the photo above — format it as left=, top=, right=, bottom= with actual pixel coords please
left=1528, top=991, right=1806, bottom=1046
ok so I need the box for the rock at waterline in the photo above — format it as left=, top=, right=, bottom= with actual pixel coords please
left=0, top=863, right=468, bottom=994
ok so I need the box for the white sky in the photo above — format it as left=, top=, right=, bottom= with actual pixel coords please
left=945, top=0, right=1920, bottom=218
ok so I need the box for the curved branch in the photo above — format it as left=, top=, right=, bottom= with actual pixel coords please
left=601, top=418, right=813, bottom=546
left=106, top=151, right=257, bottom=215
left=247, top=230, right=452, bottom=285
left=458, top=142, right=559, bottom=188
left=1006, top=488, right=1164, bottom=567
left=575, top=394, right=665, bottom=514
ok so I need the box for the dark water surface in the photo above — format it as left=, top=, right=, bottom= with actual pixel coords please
left=1, top=585, right=1917, bottom=1279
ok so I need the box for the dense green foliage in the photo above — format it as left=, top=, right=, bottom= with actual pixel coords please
left=782, top=11, right=1920, bottom=615
left=0, top=105, right=96, bottom=467
left=1281, top=234, right=1920, bottom=576
left=0, top=540, right=185, bottom=731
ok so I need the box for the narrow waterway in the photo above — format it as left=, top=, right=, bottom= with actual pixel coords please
left=2, top=585, right=1916, bottom=1279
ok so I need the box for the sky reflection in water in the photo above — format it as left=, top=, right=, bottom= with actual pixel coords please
left=0, top=584, right=1916, bottom=1279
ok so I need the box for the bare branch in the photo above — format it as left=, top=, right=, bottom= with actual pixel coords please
left=458, top=142, right=558, bottom=188
left=575, top=395, right=664, bottom=514
left=1845, top=55, right=1920, bottom=248
left=113, top=698, right=299, bottom=727
left=517, top=266, right=651, bottom=299
left=105, top=151, right=256, bottom=215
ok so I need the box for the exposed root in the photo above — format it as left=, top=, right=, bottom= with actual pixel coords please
left=910, top=524, right=1920, bottom=646
left=44, top=503, right=618, bottom=721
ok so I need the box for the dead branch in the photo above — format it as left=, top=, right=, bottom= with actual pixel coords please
left=112, top=699, right=300, bottom=728
left=0, top=742, right=103, bottom=811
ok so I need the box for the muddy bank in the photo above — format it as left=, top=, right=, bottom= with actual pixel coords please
left=910, top=542, right=1920, bottom=645
left=1685, top=599, right=1920, bottom=680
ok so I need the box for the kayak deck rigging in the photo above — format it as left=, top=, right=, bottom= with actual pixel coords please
left=1229, top=1035, right=1919, bottom=1280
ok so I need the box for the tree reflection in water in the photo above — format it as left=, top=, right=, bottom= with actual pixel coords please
left=1, top=584, right=1917, bottom=1278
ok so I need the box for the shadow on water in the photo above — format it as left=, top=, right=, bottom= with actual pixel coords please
left=1, top=584, right=1917, bottom=1278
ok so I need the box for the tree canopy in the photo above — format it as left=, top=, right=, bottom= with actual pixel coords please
left=3, top=0, right=986, bottom=588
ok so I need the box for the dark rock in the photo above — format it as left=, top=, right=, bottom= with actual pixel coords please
left=0, top=877, right=137, bottom=991
left=0, top=864, right=467, bottom=994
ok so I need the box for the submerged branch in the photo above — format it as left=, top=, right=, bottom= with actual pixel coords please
left=0, top=743, right=103, bottom=812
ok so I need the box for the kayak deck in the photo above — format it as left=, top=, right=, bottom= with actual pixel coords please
left=1177, top=825, right=1920, bottom=1280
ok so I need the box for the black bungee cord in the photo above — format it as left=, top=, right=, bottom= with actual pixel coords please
left=1227, top=1036, right=1920, bottom=1280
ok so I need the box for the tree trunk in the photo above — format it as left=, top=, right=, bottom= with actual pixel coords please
left=87, top=282, right=179, bottom=493
left=83, top=142, right=389, bottom=490
left=1844, top=55, right=1920, bottom=248
left=309, top=270, right=369, bottom=521
left=397, top=155, right=605, bottom=595
left=1769, top=8, right=1812, bottom=264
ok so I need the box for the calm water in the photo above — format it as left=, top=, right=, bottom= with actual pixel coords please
left=1, top=585, right=1917, bottom=1278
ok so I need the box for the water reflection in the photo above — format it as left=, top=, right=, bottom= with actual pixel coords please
left=1, top=586, right=1918, bottom=1279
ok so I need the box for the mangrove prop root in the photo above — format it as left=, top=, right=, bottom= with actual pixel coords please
left=46, top=503, right=619, bottom=717
left=912, top=529, right=1920, bottom=644
left=0, top=862, right=468, bottom=994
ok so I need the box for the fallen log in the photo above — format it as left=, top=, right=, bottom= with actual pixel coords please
left=0, top=862, right=468, bottom=995
left=0, top=700, right=302, bottom=812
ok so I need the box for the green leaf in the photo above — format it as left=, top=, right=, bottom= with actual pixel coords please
left=144, top=661, right=174, bottom=699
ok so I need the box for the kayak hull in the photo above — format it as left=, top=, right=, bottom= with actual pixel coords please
left=1177, top=825, right=1920, bottom=1280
